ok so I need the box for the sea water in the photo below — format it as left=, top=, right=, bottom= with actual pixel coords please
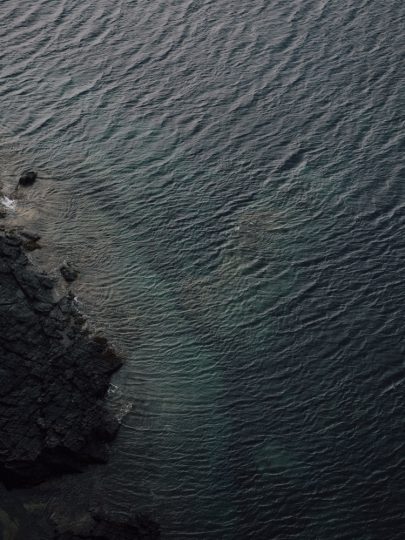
left=0, top=0, right=404, bottom=538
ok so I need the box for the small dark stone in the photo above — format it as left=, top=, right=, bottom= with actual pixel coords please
left=19, top=170, right=37, bottom=186
left=60, top=261, right=79, bottom=282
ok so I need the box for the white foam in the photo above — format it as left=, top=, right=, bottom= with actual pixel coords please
left=1, top=196, right=16, bottom=211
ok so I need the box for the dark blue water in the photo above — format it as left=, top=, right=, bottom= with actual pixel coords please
left=1, top=0, right=404, bottom=538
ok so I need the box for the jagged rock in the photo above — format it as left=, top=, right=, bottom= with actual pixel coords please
left=0, top=232, right=122, bottom=487
left=18, top=171, right=37, bottom=187
left=60, top=261, right=79, bottom=282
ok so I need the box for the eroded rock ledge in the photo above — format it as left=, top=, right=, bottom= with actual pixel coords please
left=0, top=231, right=122, bottom=487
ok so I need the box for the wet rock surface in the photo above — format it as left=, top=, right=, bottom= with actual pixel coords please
left=0, top=231, right=122, bottom=487
left=18, top=171, right=37, bottom=187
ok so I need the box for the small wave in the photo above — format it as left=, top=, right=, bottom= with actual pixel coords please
left=107, top=383, right=133, bottom=422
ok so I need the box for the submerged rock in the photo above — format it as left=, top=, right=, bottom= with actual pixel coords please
left=53, top=509, right=161, bottom=540
left=0, top=484, right=48, bottom=539
left=0, top=231, right=122, bottom=487
left=19, top=229, right=42, bottom=251
left=18, top=171, right=37, bottom=187
left=60, top=261, right=79, bottom=282
left=20, top=229, right=41, bottom=242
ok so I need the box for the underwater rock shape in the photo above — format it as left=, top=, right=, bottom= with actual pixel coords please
left=19, top=229, right=41, bottom=242
left=19, top=229, right=42, bottom=251
left=53, top=509, right=161, bottom=540
left=60, top=260, right=79, bottom=282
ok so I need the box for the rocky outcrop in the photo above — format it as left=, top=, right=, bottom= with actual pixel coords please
left=0, top=231, right=122, bottom=487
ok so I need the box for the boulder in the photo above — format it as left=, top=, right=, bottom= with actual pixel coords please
left=19, top=171, right=37, bottom=187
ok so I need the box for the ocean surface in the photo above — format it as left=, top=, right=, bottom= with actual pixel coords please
left=1, top=0, right=404, bottom=538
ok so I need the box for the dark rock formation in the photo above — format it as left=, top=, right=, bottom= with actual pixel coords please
left=60, top=261, right=79, bottom=282
left=18, top=171, right=37, bottom=187
left=0, top=231, right=122, bottom=487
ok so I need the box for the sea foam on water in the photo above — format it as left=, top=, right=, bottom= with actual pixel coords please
left=1, top=196, right=16, bottom=211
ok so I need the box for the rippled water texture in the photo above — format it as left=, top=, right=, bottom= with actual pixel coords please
left=1, top=0, right=405, bottom=538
